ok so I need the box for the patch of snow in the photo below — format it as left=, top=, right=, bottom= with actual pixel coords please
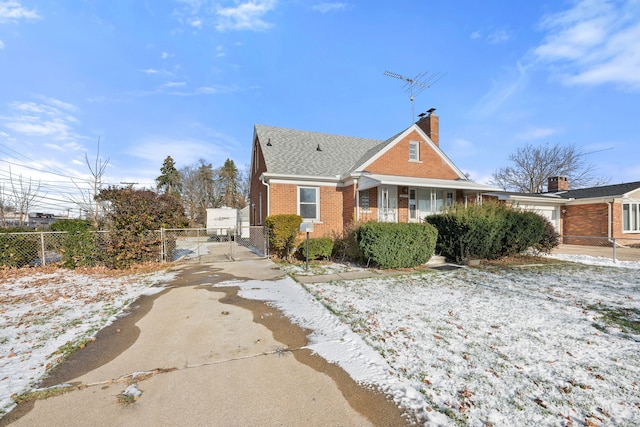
left=221, top=257, right=640, bottom=426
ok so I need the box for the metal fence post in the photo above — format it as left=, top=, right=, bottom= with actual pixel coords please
left=160, top=228, right=165, bottom=264
left=612, top=237, right=617, bottom=263
left=40, top=231, right=46, bottom=267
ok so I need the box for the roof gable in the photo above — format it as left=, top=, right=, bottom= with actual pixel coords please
left=356, top=124, right=467, bottom=179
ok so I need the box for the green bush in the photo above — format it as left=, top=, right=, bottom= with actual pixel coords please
left=534, top=215, right=560, bottom=254
left=265, top=214, right=302, bottom=259
left=0, top=229, right=39, bottom=268
left=426, top=202, right=547, bottom=262
left=50, top=219, right=98, bottom=269
left=297, top=237, right=334, bottom=260
left=331, top=223, right=363, bottom=262
left=355, top=222, right=437, bottom=269
left=499, top=210, right=544, bottom=257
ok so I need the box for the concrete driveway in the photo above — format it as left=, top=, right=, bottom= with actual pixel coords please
left=1, top=260, right=408, bottom=426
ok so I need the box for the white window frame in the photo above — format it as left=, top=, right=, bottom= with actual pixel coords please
left=298, top=186, right=320, bottom=221
left=409, top=140, right=420, bottom=162
left=360, top=189, right=370, bottom=213
left=623, top=202, right=640, bottom=233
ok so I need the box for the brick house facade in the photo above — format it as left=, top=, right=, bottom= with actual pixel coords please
left=490, top=179, right=640, bottom=245
left=249, top=111, right=498, bottom=237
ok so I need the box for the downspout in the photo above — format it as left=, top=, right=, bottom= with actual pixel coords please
left=355, top=178, right=360, bottom=222
left=261, top=174, right=270, bottom=221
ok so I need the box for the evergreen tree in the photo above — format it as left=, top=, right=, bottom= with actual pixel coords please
left=218, top=158, right=245, bottom=208
left=156, top=156, right=182, bottom=195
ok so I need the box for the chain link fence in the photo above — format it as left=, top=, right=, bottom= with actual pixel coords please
left=555, top=235, right=640, bottom=263
left=0, top=227, right=269, bottom=268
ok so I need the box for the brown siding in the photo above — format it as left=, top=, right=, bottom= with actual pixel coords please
left=366, top=130, right=460, bottom=179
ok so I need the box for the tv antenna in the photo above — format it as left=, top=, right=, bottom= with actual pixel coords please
left=384, top=70, right=445, bottom=122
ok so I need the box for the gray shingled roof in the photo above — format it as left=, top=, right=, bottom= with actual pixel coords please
left=552, top=181, right=640, bottom=199
left=254, top=124, right=394, bottom=177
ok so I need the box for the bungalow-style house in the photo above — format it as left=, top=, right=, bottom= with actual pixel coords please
left=489, top=177, right=640, bottom=244
left=249, top=110, right=498, bottom=236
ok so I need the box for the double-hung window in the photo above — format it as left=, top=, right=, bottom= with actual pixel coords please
left=299, top=186, right=319, bottom=221
left=409, top=140, right=420, bottom=161
left=623, top=202, right=640, bottom=232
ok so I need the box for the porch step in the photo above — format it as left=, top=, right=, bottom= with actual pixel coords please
left=425, top=254, right=447, bottom=266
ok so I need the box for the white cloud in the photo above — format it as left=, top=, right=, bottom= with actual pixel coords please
left=173, top=0, right=277, bottom=32
left=471, top=27, right=511, bottom=44
left=312, top=2, right=348, bottom=13
left=160, top=51, right=172, bottom=59
left=517, top=126, right=558, bottom=140
left=488, top=28, right=511, bottom=44
left=161, top=81, right=187, bottom=88
left=534, top=0, right=640, bottom=90
left=0, top=0, right=41, bottom=23
left=126, top=136, right=226, bottom=167
left=1, top=99, right=80, bottom=142
left=215, top=0, right=276, bottom=32
left=0, top=39, right=4, bottom=49
left=139, top=68, right=159, bottom=74
left=473, top=62, right=529, bottom=118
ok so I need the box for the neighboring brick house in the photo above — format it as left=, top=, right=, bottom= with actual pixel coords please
left=489, top=178, right=640, bottom=244
left=249, top=110, right=498, bottom=236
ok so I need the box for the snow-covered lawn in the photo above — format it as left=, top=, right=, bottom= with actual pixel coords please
left=0, top=266, right=175, bottom=417
left=298, top=261, right=640, bottom=426
left=1, top=255, right=639, bottom=426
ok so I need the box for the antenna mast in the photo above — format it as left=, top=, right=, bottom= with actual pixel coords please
left=384, top=70, right=445, bottom=123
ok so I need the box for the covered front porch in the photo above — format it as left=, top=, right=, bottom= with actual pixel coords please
left=355, top=174, right=499, bottom=223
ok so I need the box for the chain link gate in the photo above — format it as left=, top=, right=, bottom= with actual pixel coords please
left=161, top=226, right=269, bottom=264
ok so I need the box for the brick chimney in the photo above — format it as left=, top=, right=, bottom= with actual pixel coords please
left=547, top=176, right=569, bottom=192
left=416, top=108, right=439, bottom=146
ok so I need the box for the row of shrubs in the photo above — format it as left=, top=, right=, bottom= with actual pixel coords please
left=265, top=202, right=559, bottom=269
left=0, top=220, right=172, bottom=269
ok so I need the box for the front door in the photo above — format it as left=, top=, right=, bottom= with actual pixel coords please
left=378, top=186, right=397, bottom=222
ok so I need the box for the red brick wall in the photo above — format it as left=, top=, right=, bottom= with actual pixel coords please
left=366, top=130, right=460, bottom=179
left=268, top=183, right=344, bottom=237
left=563, top=203, right=608, bottom=237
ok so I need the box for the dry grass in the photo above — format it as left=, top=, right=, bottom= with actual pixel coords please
left=0, top=262, right=172, bottom=283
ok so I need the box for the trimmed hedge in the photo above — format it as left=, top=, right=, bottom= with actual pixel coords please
left=265, top=214, right=302, bottom=259
left=355, top=222, right=438, bottom=269
left=297, top=237, right=334, bottom=260
left=426, top=202, right=550, bottom=262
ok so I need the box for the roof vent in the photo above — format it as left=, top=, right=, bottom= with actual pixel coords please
left=316, top=144, right=322, bottom=152
left=266, top=138, right=272, bottom=146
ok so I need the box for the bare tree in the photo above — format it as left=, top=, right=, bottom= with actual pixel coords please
left=9, top=167, right=43, bottom=228
left=180, top=159, right=217, bottom=227
left=490, top=142, right=608, bottom=193
left=71, top=138, right=109, bottom=226
left=0, top=183, right=16, bottom=228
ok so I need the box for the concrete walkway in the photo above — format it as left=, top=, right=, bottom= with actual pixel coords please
left=2, top=259, right=408, bottom=426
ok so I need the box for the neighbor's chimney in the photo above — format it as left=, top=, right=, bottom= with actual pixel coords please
left=548, top=176, right=569, bottom=192
left=417, top=108, right=439, bottom=146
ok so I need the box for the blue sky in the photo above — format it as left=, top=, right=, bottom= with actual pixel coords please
left=1, top=0, right=639, bottom=216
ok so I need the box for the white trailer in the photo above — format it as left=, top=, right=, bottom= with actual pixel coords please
left=206, top=207, right=237, bottom=239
